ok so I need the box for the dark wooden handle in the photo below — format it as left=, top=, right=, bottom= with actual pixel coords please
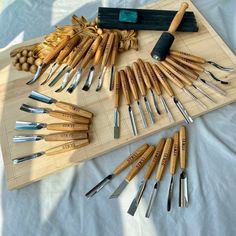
left=133, top=62, right=146, bottom=96
left=44, top=131, right=88, bottom=141
left=120, top=70, right=131, bottom=105
left=110, top=32, right=119, bottom=65
left=170, top=50, right=206, bottom=64
left=93, top=33, right=109, bottom=65
left=170, top=131, right=179, bottom=175
left=101, top=33, right=115, bottom=67
left=137, top=59, right=152, bottom=89
left=47, top=123, right=89, bottom=131
left=179, top=126, right=187, bottom=169
left=114, top=71, right=121, bottom=108
left=125, top=66, right=139, bottom=101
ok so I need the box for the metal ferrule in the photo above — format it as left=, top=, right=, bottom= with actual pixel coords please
left=207, top=61, right=234, bottom=72
left=82, top=66, right=95, bottom=91
left=144, top=96, right=155, bottom=124
left=204, top=70, right=229, bottom=85
left=20, top=104, right=49, bottom=114
left=29, top=91, right=56, bottom=104
left=15, top=121, right=46, bottom=130
left=48, top=65, right=68, bottom=87
left=128, top=105, right=138, bottom=136
left=67, top=68, right=82, bottom=93
left=137, top=101, right=147, bottom=128
left=13, top=152, right=45, bottom=164
left=26, top=63, right=44, bottom=85
left=13, top=135, right=43, bottom=143
left=96, top=67, right=107, bottom=92
left=41, top=62, right=57, bottom=85
left=55, top=69, right=72, bottom=92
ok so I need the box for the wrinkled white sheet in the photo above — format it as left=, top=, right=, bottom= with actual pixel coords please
left=0, top=1, right=236, bottom=235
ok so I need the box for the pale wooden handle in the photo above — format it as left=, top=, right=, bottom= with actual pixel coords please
left=44, top=131, right=88, bottom=141
left=170, top=132, right=179, bottom=175
left=114, top=71, right=121, bottom=108
left=152, top=64, right=174, bottom=97
left=171, top=55, right=204, bottom=72
left=56, top=34, right=81, bottom=64
left=49, top=111, right=90, bottom=124
left=126, top=145, right=155, bottom=182
left=80, top=36, right=102, bottom=68
left=156, top=137, right=173, bottom=181
left=43, top=36, right=70, bottom=64
left=111, top=32, right=119, bottom=65
left=168, top=2, right=189, bottom=33
left=120, top=70, right=131, bottom=105
left=137, top=59, right=152, bottom=89
left=145, top=62, right=162, bottom=95
left=45, top=139, right=89, bottom=155
left=161, top=61, right=192, bottom=86
left=93, top=33, right=109, bottom=65
left=47, top=123, right=89, bottom=131
left=101, top=33, right=115, bottom=67
left=133, top=62, right=146, bottom=96
left=55, top=101, right=93, bottom=119
left=144, top=138, right=166, bottom=180
left=70, top=38, right=94, bottom=68
left=112, top=144, right=149, bottom=175
left=125, top=66, right=139, bottom=101
left=179, top=126, right=187, bottom=169
left=170, top=50, right=206, bottom=64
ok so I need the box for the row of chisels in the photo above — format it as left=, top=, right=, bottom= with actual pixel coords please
left=86, top=126, right=188, bottom=218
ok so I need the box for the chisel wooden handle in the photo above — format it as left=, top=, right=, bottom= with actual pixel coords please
left=56, top=34, right=81, bottom=64
left=137, top=59, right=152, bottom=89
left=179, top=126, right=187, bottom=169
left=170, top=132, right=179, bottom=175
left=112, top=144, right=149, bottom=175
left=101, top=33, right=114, bottom=67
left=120, top=70, right=131, bottom=105
left=110, top=32, right=119, bottom=65
left=43, top=36, right=70, bottom=64
left=133, top=62, right=146, bottom=96
left=80, top=36, right=102, bottom=68
left=49, top=111, right=90, bottom=124
left=47, top=123, right=89, bottom=131
left=171, top=55, right=204, bottom=72
left=170, top=50, right=206, bottom=64
left=126, top=145, right=155, bottom=182
left=156, top=137, right=173, bottom=181
left=145, top=62, right=162, bottom=95
left=93, top=33, right=109, bottom=65
left=125, top=66, right=139, bottom=101
left=144, top=138, right=166, bottom=181
left=161, top=61, right=192, bottom=86
left=55, top=101, right=93, bottom=119
left=45, top=139, right=89, bottom=155
left=114, top=71, right=121, bottom=108
left=152, top=64, right=174, bottom=97
left=44, top=131, right=88, bottom=141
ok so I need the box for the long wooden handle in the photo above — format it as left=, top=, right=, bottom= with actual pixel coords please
left=145, top=62, right=162, bottom=95
left=114, top=71, right=121, bottom=108
left=43, top=36, right=70, bottom=64
left=125, top=66, right=139, bottom=101
left=170, top=132, right=179, bottom=175
left=168, top=2, right=189, bottom=33
left=93, top=33, right=109, bottom=65
left=45, top=139, right=89, bottom=156
left=56, top=34, right=81, bottom=64
left=49, top=111, right=90, bottom=124
left=137, top=59, right=152, bottom=89
left=44, top=131, right=88, bottom=141
left=101, top=33, right=115, bottom=67
left=80, top=36, right=102, bottom=68
left=55, top=101, right=93, bottom=119
left=156, top=137, right=173, bottom=181
left=161, top=61, right=192, bottom=86
left=170, top=50, right=206, bottom=64
left=144, top=138, right=166, bottom=180
left=120, top=70, right=131, bottom=105
left=110, top=32, right=119, bottom=65
left=126, top=145, right=155, bottom=182
left=133, top=62, right=146, bottom=96
left=47, top=123, right=89, bottom=131
left=152, top=64, right=174, bottom=97
left=170, top=55, right=204, bottom=72
left=179, top=126, right=187, bottom=169
left=112, top=144, right=149, bottom=175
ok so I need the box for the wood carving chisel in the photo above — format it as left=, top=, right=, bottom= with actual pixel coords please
left=109, top=145, right=155, bottom=199
left=145, top=138, right=173, bottom=218
left=119, top=70, right=138, bottom=136
left=13, top=139, right=89, bottom=164
left=85, top=144, right=149, bottom=198
left=151, top=2, right=189, bottom=61
left=113, top=71, right=120, bottom=139
left=128, top=139, right=165, bottom=216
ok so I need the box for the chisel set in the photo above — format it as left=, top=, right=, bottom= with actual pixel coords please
left=12, top=91, right=93, bottom=164
left=86, top=126, right=189, bottom=217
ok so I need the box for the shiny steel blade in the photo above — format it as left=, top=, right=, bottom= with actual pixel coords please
left=55, top=69, right=71, bottom=92
left=109, top=179, right=129, bottom=199
left=167, top=176, right=174, bottom=212
left=204, top=70, right=229, bottom=85
left=96, top=67, right=107, bottom=92
left=127, top=180, right=147, bottom=216
left=150, top=89, right=161, bottom=115
left=192, top=84, right=216, bottom=103
left=15, top=121, right=46, bottom=130
left=48, top=65, right=68, bottom=87
left=145, top=182, right=159, bottom=218
left=26, top=63, right=44, bottom=85
left=13, top=135, right=43, bottom=143
left=159, top=95, right=174, bottom=122
left=13, top=152, right=45, bottom=164
left=67, top=68, right=82, bottom=93
left=207, top=61, right=234, bottom=72
left=41, top=62, right=57, bottom=85
left=137, top=101, right=147, bottom=128
left=144, top=96, right=155, bottom=124
left=85, top=174, right=114, bottom=198
left=109, top=65, right=115, bottom=91
left=20, top=104, right=48, bottom=114
left=128, top=106, right=138, bottom=136
left=179, top=171, right=188, bottom=208
left=82, top=66, right=95, bottom=91
left=114, top=108, right=120, bottom=139
left=199, top=78, right=226, bottom=96
left=29, top=91, right=56, bottom=104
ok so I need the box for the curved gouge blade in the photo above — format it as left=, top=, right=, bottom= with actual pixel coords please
left=204, top=70, right=229, bottom=85
left=82, top=66, right=95, bottom=91
left=13, top=152, right=45, bottom=164
left=15, top=121, right=46, bottom=130
left=109, top=179, right=128, bottom=199
left=20, top=104, right=49, bottom=114
left=67, top=68, right=82, bottom=93
left=13, top=135, right=43, bottom=143
left=55, top=70, right=71, bottom=92
left=48, top=65, right=68, bottom=87
left=145, top=182, right=159, bottom=218
left=199, top=78, right=226, bottom=96
left=167, top=176, right=174, bottom=212
left=179, top=170, right=188, bottom=208
left=29, top=91, right=56, bottom=104
left=41, top=62, right=57, bottom=85
left=192, top=84, right=216, bottom=103
left=26, top=63, right=44, bottom=85
left=85, top=174, right=114, bottom=198
left=207, top=61, right=234, bottom=72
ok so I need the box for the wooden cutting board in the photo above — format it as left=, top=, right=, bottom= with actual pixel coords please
left=0, top=0, right=236, bottom=190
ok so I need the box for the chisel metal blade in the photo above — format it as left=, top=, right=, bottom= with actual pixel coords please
left=15, top=121, right=46, bottom=130
left=167, top=176, right=174, bottom=212
left=144, top=96, right=155, bottom=124
left=199, top=78, right=226, bottom=96
left=114, top=108, right=120, bottom=139
left=109, top=179, right=129, bottom=199
left=48, top=65, right=68, bottom=87
left=179, top=171, right=188, bottom=208
left=13, top=152, right=45, bottom=164
left=128, top=106, right=138, bottom=136
left=13, top=135, right=43, bottom=143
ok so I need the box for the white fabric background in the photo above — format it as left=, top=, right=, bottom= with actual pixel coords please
left=0, top=1, right=236, bottom=236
